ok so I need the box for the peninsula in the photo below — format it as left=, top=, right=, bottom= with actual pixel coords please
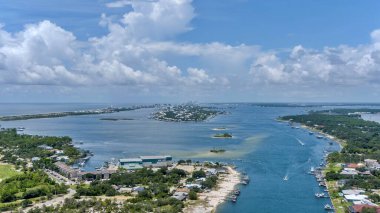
left=0, top=105, right=157, bottom=121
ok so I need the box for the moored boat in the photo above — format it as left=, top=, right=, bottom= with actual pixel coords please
left=315, top=193, right=325, bottom=198
left=324, top=204, right=333, bottom=210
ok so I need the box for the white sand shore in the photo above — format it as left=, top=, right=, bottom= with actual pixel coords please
left=300, top=124, right=345, bottom=148
left=184, top=166, right=241, bottom=213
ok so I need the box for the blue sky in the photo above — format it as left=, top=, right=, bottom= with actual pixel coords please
left=0, top=0, right=380, bottom=103
left=2, top=0, right=379, bottom=47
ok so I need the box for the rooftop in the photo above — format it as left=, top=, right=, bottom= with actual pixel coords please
left=342, top=189, right=365, bottom=195
left=119, top=158, right=142, bottom=163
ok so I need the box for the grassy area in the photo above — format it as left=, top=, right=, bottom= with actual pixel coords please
left=0, top=200, right=22, bottom=211
left=324, top=163, right=342, bottom=174
left=0, top=164, right=19, bottom=181
left=326, top=181, right=350, bottom=213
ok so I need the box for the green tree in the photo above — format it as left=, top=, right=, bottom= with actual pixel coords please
left=21, top=199, right=32, bottom=208
left=189, top=190, right=197, bottom=200
left=192, top=170, right=206, bottom=179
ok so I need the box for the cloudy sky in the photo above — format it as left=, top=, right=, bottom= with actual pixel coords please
left=0, top=0, right=380, bottom=103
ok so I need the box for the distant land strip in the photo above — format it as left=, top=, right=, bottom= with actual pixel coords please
left=0, top=105, right=158, bottom=121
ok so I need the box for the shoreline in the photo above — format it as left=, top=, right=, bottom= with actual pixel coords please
left=295, top=123, right=345, bottom=211
left=299, top=124, right=346, bottom=149
left=183, top=166, right=241, bottom=213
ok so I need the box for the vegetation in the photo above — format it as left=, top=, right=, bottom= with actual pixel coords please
left=281, top=113, right=380, bottom=161
left=177, top=159, right=193, bottom=165
left=189, top=190, right=197, bottom=200
left=192, top=170, right=206, bottom=179
left=0, top=105, right=155, bottom=121
left=0, top=164, right=19, bottom=180
left=0, top=129, right=85, bottom=165
left=153, top=104, right=222, bottom=122
left=75, top=167, right=188, bottom=212
left=201, top=176, right=218, bottom=189
left=213, top=133, right=232, bottom=138
left=315, top=108, right=380, bottom=115
left=28, top=197, right=184, bottom=213
left=0, top=171, right=67, bottom=210
left=282, top=108, right=380, bottom=209
left=210, top=148, right=226, bottom=153
left=76, top=181, right=117, bottom=197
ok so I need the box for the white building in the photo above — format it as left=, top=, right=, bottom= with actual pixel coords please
left=344, top=194, right=368, bottom=202
left=342, top=189, right=365, bottom=195
left=365, top=159, right=380, bottom=170
left=340, top=168, right=358, bottom=176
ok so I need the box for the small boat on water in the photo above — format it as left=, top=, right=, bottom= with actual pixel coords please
left=234, top=190, right=240, bottom=195
left=324, top=204, right=333, bottom=210
left=228, top=195, right=237, bottom=203
left=308, top=167, right=315, bottom=174
left=309, top=131, right=314, bottom=135
left=17, top=127, right=25, bottom=131
left=228, top=195, right=237, bottom=199
left=315, top=193, right=325, bottom=198
left=242, top=175, right=250, bottom=182
left=283, top=175, right=289, bottom=181
left=316, top=135, right=324, bottom=139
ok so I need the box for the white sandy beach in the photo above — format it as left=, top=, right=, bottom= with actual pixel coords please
left=184, top=166, right=241, bottom=213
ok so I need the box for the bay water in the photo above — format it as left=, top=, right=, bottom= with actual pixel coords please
left=0, top=103, right=340, bottom=213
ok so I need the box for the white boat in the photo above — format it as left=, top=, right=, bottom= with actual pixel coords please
left=308, top=167, right=315, bottom=174
left=283, top=175, right=288, bottom=181
left=315, top=193, right=325, bottom=198
left=324, top=204, right=333, bottom=210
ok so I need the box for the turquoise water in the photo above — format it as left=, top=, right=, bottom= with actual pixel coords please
left=0, top=103, right=341, bottom=213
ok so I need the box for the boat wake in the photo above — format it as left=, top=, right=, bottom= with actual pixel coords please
left=296, top=138, right=305, bottom=146
left=283, top=174, right=289, bottom=181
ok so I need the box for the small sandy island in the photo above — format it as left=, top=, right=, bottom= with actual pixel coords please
left=184, top=166, right=241, bottom=213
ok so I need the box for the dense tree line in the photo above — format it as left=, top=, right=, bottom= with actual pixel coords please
left=314, top=108, right=380, bottom=115
left=281, top=113, right=380, bottom=160
left=0, top=171, right=67, bottom=210
left=74, top=167, right=188, bottom=212
left=0, top=129, right=84, bottom=165
left=28, top=196, right=184, bottom=213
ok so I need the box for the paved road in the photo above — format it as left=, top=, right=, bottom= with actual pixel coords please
left=22, top=188, right=76, bottom=212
